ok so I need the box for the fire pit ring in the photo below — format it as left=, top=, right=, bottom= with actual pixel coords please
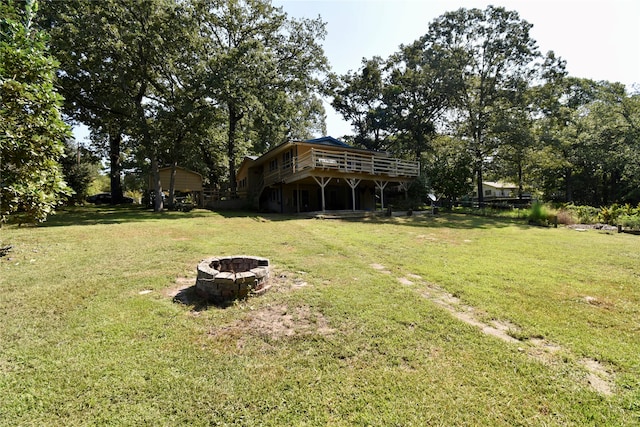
left=195, top=256, right=270, bottom=302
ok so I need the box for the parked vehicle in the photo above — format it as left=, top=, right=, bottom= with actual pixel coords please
left=86, top=193, right=134, bottom=204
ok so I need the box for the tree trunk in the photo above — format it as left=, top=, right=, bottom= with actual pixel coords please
left=151, top=155, right=163, bottom=212
left=167, top=133, right=185, bottom=209
left=473, top=126, right=484, bottom=206
left=168, top=160, right=178, bottom=209
left=109, top=132, right=124, bottom=204
left=476, top=166, right=484, bottom=206
left=565, top=167, right=573, bottom=202
left=227, top=105, right=242, bottom=199
left=198, top=142, right=219, bottom=189
left=517, top=161, right=523, bottom=200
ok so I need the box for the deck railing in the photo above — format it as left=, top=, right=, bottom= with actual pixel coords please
left=263, top=148, right=419, bottom=187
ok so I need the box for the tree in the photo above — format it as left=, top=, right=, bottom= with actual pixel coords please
left=385, top=37, right=460, bottom=161
left=425, top=6, right=540, bottom=205
left=1, top=0, right=71, bottom=224
left=42, top=0, right=198, bottom=211
left=487, top=85, right=536, bottom=199
left=59, top=138, right=100, bottom=204
left=40, top=0, right=132, bottom=204
left=422, top=136, right=473, bottom=206
left=198, top=0, right=328, bottom=197
left=532, top=69, right=604, bottom=203
left=572, top=82, right=640, bottom=204
left=331, top=57, right=389, bottom=150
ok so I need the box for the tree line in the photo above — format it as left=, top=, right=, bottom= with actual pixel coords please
left=2, top=1, right=639, bottom=223
left=331, top=6, right=640, bottom=206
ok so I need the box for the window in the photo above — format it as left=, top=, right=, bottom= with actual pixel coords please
left=485, top=189, right=492, bottom=196
left=269, top=158, right=278, bottom=172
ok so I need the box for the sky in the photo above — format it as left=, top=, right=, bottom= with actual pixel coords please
left=273, top=0, right=640, bottom=138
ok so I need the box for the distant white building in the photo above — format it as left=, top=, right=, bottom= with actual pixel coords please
left=470, top=181, right=532, bottom=200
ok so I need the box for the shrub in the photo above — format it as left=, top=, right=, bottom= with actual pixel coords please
left=619, top=214, right=640, bottom=230
left=528, top=202, right=556, bottom=226
left=556, top=209, right=576, bottom=225
left=563, top=204, right=599, bottom=224
left=598, top=204, right=621, bottom=225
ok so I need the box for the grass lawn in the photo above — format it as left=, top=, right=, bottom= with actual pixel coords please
left=0, top=206, right=638, bottom=426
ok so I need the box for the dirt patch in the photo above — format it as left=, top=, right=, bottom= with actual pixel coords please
left=580, top=358, right=614, bottom=396
left=582, top=295, right=614, bottom=310
left=526, top=338, right=563, bottom=365
left=370, top=263, right=391, bottom=274
left=164, top=277, right=195, bottom=298
left=268, top=271, right=311, bottom=293
left=209, top=304, right=335, bottom=342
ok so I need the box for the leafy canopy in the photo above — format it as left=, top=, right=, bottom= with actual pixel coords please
left=1, top=0, right=71, bottom=223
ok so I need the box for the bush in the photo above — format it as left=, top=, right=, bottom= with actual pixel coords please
left=528, top=202, right=556, bottom=226
left=618, top=215, right=640, bottom=230
left=562, top=204, right=599, bottom=224
left=598, top=204, right=621, bottom=225
left=556, top=209, right=576, bottom=225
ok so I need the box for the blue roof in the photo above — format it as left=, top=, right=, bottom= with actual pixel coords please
left=304, top=136, right=352, bottom=148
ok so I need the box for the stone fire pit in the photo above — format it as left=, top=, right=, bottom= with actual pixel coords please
left=195, top=256, right=270, bottom=302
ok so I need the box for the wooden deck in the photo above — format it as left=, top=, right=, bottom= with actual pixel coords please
left=263, top=148, right=420, bottom=187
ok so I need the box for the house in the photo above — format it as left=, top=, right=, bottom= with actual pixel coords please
left=149, top=166, right=204, bottom=206
left=468, top=181, right=532, bottom=201
left=479, top=181, right=518, bottom=199
left=236, top=136, right=420, bottom=213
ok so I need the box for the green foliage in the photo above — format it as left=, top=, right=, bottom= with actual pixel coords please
left=608, top=203, right=640, bottom=229
left=425, top=6, right=540, bottom=204
left=200, top=0, right=329, bottom=192
left=618, top=214, right=640, bottom=230
left=331, top=8, right=640, bottom=209
left=422, top=136, right=474, bottom=205
left=528, top=202, right=556, bottom=226
left=87, top=174, right=110, bottom=196
left=0, top=0, right=71, bottom=223
left=598, top=203, right=621, bottom=225
left=451, top=205, right=529, bottom=220
left=59, top=139, right=100, bottom=204
left=532, top=75, right=640, bottom=205
left=41, top=0, right=329, bottom=206
left=561, top=204, right=600, bottom=224
left=331, top=57, right=389, bottom=151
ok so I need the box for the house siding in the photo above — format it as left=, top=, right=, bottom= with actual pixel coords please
left=236, top=137, right=419, bottom=212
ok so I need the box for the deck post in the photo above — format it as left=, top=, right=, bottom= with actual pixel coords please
left=374, top=180, right=389, bottom=211
left=296, top=183, right=300, bottom=213
left=346, top=178, right=361, bottom=211
left=312, top=176, right=331, bottom=212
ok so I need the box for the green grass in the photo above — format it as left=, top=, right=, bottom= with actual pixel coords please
left=1, top=206, right=639, bottom=426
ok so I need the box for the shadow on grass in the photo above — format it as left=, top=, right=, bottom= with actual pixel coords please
left=172, top=285, right=239, bottom=310
left=41, top=205, right=221, bottom=227
left=39, top=205, right=534, bottom=231
left=40, top=206, right=297, bottom=227
left=352, top=212, right=532, bottom=230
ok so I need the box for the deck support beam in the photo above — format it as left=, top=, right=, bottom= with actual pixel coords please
left=374, top=180, right=389, bottom=211
left=312, top=176, right=331, bottom=212
left=345, top=178, right=361, bottom=211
